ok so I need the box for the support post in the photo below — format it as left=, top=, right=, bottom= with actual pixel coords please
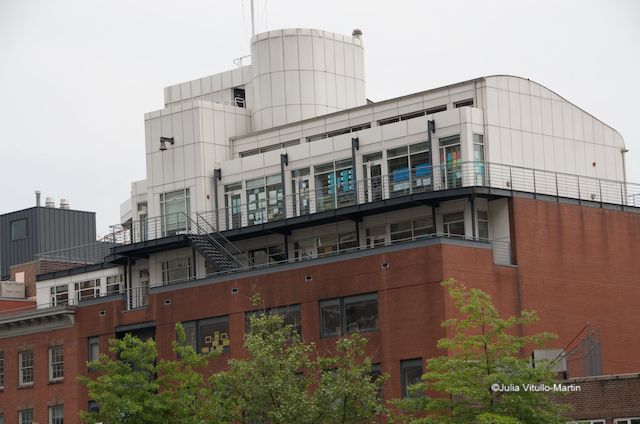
left=470, top=195, right=476, bottom=239
left=351, top=137, right=359, bottom=203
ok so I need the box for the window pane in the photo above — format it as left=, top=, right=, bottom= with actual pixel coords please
left=88, top=337, right=100, bottom=362
left=345, top=294, right=378, bottom=333
left=199, top=317, right=230, bottom=354
left=320, top=299, right=341, bottom=337
left=11, top=219, right=27, bottom=240
left=182, top=321, right=197, bottom=351
left=401, top=359, right=423, bottom=398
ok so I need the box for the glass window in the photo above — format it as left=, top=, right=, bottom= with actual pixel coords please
left=50, top=285, right=69, bottom=306
left=160, top=188, right=190, bottom=236
left=247, top=304, right=302, bottom=336
left=454, top=99, right=474, bottom=108
left=88, top=337, right=100, bottom=363
left=88, top=401, right=100, bottom=413
left=365, top=225, right=386, bottom=248
left=314, top=160, right=355, bottom=212
left=320, top=298, right=341, bottom=337
left=362, top=152, right=383, bottom=162
left=161, top=257, right=192, bottom=283
left=443, top=212, right=465, bottom=237
left=18, top=409, right=33, bottom=424
left=387, top=143, right=432, bottom=197
left=106, top=274, right=123, bottom=294
left=477, top=210, right=489, bottom=240
left=181, top=316, right=230, bottom=354
left=249, top=245, right=285, bottom=266
left=401, top=359, right=423, bottom=398
left=345, top=294, right=379, bottom=334
left=19, top=350, right=34, bottom=385
left=320, top=293, right=378, bottom=337
left=0, top=351, right=4, bottom=388
left=294, top=238, right=316, bottom=261
left=49, top=405, right=64, bottom=424
left=75, top=279, right=100, bottom=301
left=49, top=345, right=64, bottom=381
left=390, top=221, right=412, bottom=242
left=11, top=219, right=27, bottom=240
left=614, top=419, right=640, bottom=424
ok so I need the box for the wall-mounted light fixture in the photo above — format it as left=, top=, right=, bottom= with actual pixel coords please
left=159, top=137, right=175, bottom=151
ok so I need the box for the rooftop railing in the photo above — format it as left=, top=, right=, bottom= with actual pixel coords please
left=114, top=161, right=639, bottom=246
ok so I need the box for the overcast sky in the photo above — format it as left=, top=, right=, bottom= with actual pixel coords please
left=1, top=0, right=638, bottom=234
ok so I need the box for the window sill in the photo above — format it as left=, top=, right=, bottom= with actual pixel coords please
left=48, top=378, right=64, bottom=385
left=17, top=382, right=34, bottom=389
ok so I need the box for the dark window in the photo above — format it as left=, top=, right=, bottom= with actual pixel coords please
left=246, top=304, right=302, bottom=336
left=454, top=99, right=474, bottom=108
left=426, top=105, right=447, bottom=114
left=181, top=316, right=230, bottom=354
left=88, top=337, right=100, bottom=363
left=401, top=358, right=423, bottom=398
left=88, top=400, right=100, bottom=413
left=443, top=212, right=465, bottom=237
left=234, top=87, right=246, bottom=107
left=0, top=351, right=4, bottom=388
left=11, top=219, right=27, bottom=241
left=320, top=293, right=378, bottom=337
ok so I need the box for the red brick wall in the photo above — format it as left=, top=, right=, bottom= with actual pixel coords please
left=559, top=375, right=640, bottom=422
left=0, top=198, right=639, bottom=422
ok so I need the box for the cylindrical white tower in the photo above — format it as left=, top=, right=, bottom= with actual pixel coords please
left=249, top=28, right=366, bottom=131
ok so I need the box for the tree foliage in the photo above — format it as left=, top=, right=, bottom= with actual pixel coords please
left=80, top=312, right=386, bottom=424
left=79, top=325, right=217, bottom=424
left=207, top=312, right=387, bottom=424
left=399, top=279, right=567, bottom=424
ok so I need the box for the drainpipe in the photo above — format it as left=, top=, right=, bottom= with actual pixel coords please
left=280, top=153, right=288, bottom=217
left=213, top=169, right=221, bottom=228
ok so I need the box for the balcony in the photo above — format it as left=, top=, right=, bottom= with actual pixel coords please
left=113, top=161, right=638, bottom=246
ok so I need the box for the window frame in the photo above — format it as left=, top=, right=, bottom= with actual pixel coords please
left=159, top=188, right=191, bottom=236
left=443, top=211, right=466, bottom=237
left=48, top=404, right=64, bottom=424
left=10, top=218, right=27, bottom=241
left=320, top=293, right=379, bottom=338
left=75, top=279, right=101, bottom=301
left=18, top=409, right=33, bottom=424
left=106, top=274, right=123, bottom=294
left=18, top=349, right=34, bottom=386
left=48, top=345, right=64, bottom=382
left=161, top=257, right=193, bottom=283
left=181, top=315, right=230, bottom=354
left=400, top=358, right=423, bottom=398
left=614, top=419, right=640, bottom=424
left=88, top=336, right=100, bottom=365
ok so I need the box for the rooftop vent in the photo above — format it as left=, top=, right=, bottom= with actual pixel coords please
left=45, top=197, right=55, bottom=208
left=352, top=28, right=362, bottom=39
left=35, top=190, right=41, bottom=207
left=60, top=198, right=70, bottom=209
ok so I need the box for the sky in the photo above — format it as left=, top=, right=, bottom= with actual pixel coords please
left=1, top=0, right=639, bottom=234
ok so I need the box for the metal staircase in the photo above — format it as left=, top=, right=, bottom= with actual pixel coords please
left=182, top=212, right=252, bottom=273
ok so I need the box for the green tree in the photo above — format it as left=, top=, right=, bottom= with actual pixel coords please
left=79, top=325, right=217, bottom=424
left=399, top=279, right=567, bottom=424
left=207, top=312, right=387, bottom=424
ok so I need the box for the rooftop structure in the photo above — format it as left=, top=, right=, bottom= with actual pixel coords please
left=0, top=28, right=638, bottom=423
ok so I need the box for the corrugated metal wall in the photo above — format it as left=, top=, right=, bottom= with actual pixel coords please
left=0, top=207, right=96, bottom=278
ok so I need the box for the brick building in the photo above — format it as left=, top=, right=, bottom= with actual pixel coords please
left=0, top=27, right=639, bottom=423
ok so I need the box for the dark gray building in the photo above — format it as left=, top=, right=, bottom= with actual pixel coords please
left=0, top=204, right=96, bottom=279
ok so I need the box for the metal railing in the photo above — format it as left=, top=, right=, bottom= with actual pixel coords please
left=35, top=241, right=120, bottom=265
left=110, top=161, right=639, bottom=247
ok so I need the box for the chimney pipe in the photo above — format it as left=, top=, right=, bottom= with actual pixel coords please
left=352, top=29, right=363, bottom=39
left=35, top=190, right=41, bottom=207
